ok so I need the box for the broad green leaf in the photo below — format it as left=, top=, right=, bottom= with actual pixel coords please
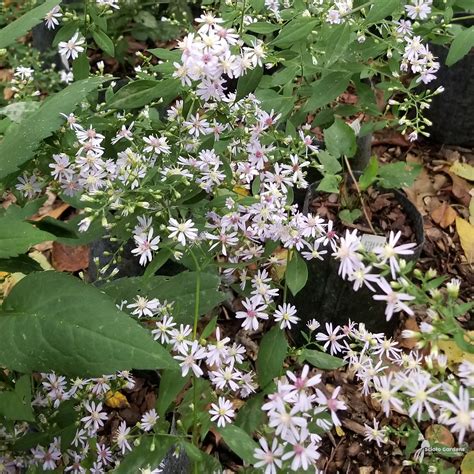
left=272, top=18, right=317, bottom=48
left=235, top=392, right=266, bottom=434
left=300, top=348, right=346, bottom=370
left=72, top=53, right=90, bottom=80
left=107, top=79, right=180, bottom=109
left=0, top=375, right=34, bottom=421
left=102, top=272, right=226, bottom=323
left=317, top=174, right=342, bottom=193
left=0, top=255, right=42, bottom=273
left=339, top=208, right=362, bottom=224
left=0, top=217, right=55, bottom=259
left=303, top=73, right=351, bottom=112
left=364, top=0, right=400, bottom=24
left=143, top=248, right=172, bottom=279
left=148, top=47, right=181, bottom=61
left=376, top=162, right=421, bottom=189
left=446, top=26, right=474, bottom=66
left=246, top=22, right=280, bottom=34
left=157, top=369, right=189, bottom=417
left=256, top=325, right=288, bottom=387
left=324, top=23, right=352, bottom=66
left=255, top=88, right=295, bottom=117
left=92, top=29, right=115, bottom=57
left=114, top=435, right=177, bottom=473
left=324, top=118, right=356, bottom=158
left=317, top=150, right=342, bottom=175
left=0, top=0, right=60, bottom=49
left=236, top=66, right=263, bottom=101
left=285, top=251, right=308, bottom=296
left=358, top=155, right=378, bottom=191
left=0, top=272, right=177, bottom=376
left=52, top=20, right=81, bottom=47
left=218, top=424, right=259, bottom=465
left=0, top=77, right=106, bottom=180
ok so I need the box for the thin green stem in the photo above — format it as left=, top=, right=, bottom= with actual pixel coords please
left=283, top=248, right=291, bottom=304
left=189, top=248, right=202, bottom=469
left=451, top=15, right=474, bottom=22
left=239, top=0, right=247, bottom=33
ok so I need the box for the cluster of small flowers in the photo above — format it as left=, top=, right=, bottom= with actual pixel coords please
left=47, top=115, right=172, bottom=230
left=253, top=365, right=346, bottom=472
left=320, top=321, right=474, bottom=449
left=44, top=0, right=120, bottom=31
left=0, top=371, right=162, bottom=472
left=120, top=292, right=256, bottom=428
left=152, top=314, right=257, bottom=426
left=397, top=24, right=440, bottom=85
left=173, top=13, right=265, bottom=102
left=8, top=66, right=41, bottom=100
left=332, top=229, right=417, bottom=320
left=326, top=0, right=353, bottom=24
left=0, top=371, right=152, bottom=474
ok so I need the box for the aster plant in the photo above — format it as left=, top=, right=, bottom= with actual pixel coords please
left=0, top=1, right=473, bottom=473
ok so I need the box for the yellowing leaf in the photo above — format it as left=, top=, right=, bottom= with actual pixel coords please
left=451, top=161, right=474, bottom=181
left=439, top=333, right=474, bottom=367
left=425, top=424, right=454, bottom=448
left=456, top=217, right=474, bottom=264
left=469, top=197, right=474, bottom=226
left=28, top=250, right=54, bottom=270
left=271, top=248, right=288, bottom=281
left=233, top=185, right=249, bottom=197
left=431, top=202, right=457, bottom=228
left=461, top=451, right=474, bottom=474
left=105, top=391, right=129, bottom=409
left=335, top=425, right=345, bottom=437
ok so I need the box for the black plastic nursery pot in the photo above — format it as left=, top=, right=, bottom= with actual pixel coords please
left=424, top=42, right=474, bottom=146
left=289, top=180, right=425, bottom=344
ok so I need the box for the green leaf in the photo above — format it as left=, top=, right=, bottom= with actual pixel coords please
left=107, top=79, right=180, bottom=109
left=92, top=28, right=115, bottom=57
left=376, top=162, right=421, bottom=189
left=218, top=424, right=260, bottom=465
left=324, top=23, right=352, bottom=66
left=256, top=325, right=288, bottom=387
left=0, top=77, right=106, bottom=180
left=0, top=255, right=42, bottom=273
left=143, top=248, right=172, bottom=279
left=246, top=22, right=280, bottom=34
left=255, top=89, right=295, bottom=117
left=102, top=272, right=226, bottom=324
left=0, top=0, right=60, bottom=49
left=236, top=66, right=263, bottom=101
left=325, top=118, right=356, bottom=158
left=0, top=272, right=177, bottom=376
left=235, top=392, right=266, bottom=434
left=0, top=375, right=34, bottom=421
left=285, top=251, right=308, bottom=296
left=446, top=26, right=474, bottom=66
left=364, top=0, right=400, bottom=24
left=358, top=156, right=378, bottom=191
left=303, top=73, right=351, bottom=112
left=0, top=217, right=55, bottom=258
left=272, top=18, right=317, bottom=48
left=317, top=174, right=342, bottom=193
left=72, top=53, right=90, bottom=81
left=301, top=348, right=346, bottom=370
left=317, top=150, right=342, bottom=175
left=148, top=47, right=181, bottom=61
left=114, top=435, right=177, bottom=473
left=52, top=20, right=81, bottom=47
left=157, top=369, right=189, bottom=417
left=339, top=208, right=362, bottom=224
